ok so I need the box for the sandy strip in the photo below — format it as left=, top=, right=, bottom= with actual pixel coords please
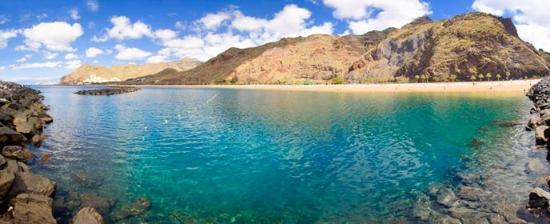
left=133, top=80, right=539, bottom=95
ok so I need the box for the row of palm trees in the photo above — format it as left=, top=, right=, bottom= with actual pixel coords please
left=414, top=71, right=513, bottom=82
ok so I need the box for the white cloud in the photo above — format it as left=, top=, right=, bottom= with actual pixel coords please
left=146, top=55, right=168, bottom=63
left=64, top=59, right=81, bottom=69
left=154, top=29, right=177, bottom=41
left=322, top=0, right=431, bottom=34
left=0, top=30, right=18, bottom=48
left=65, top=53, right=78, bottom=60
left=93, top=16, right=152, bottom=42
left=472, top=0, right=550, bottom=51
left=85, top=47, right=104, bottom=58
left=151, top=4, right=333, bottom=61
left=42, top=51, right=59, bottom=60
left=114, top=44, right=151, bottom=61
left=87, top=0, right=99, bottom=12
left=16, top=57, right=27, bottom=63
left=22, top=22, right=83, bottom=52
left=200, top=11, right=231, bottom=30
left=11, top=61, right=60, bottom=70
left=69, top=8, right=80, bottom=20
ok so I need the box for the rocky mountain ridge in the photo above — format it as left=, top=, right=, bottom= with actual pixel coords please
left=118, top=12, right=549, bottom=85
left=61, top=58, right=202, bottom=84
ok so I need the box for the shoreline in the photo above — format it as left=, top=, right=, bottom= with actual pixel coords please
left=121, top=80, right=539, bottom=95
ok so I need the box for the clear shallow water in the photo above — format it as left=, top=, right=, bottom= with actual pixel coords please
left=31, top=86, right=531, bottom=223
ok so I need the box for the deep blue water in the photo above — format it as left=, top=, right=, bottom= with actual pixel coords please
left=31, top=86, right=530, bottom=223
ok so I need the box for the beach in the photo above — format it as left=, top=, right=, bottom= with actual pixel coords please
left=139, top=80, right=539, bottom=94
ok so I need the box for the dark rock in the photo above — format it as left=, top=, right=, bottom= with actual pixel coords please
left=0, top=126, right=26, bottom=145
left=0, top=155, right=6, bottom=169
left=527, top=188, right=550, bottom=209
left=0, top=169, right=14, bottom=199
left=75, top=87, right=140, bottom=96
left=80, top=193, right=115, bottom=215
left=1, top=145, right=33, bottom=161
left=10, top=193, right=56, bottom=224
left=9, top=172, right=56, bottom=197
left=535, top=125, right=549, bottom=145
left=111, top=197, right=151, bottom=221
left=40, top=153, right=53, bottom=162
left=72, top=207, right=104, bottom=224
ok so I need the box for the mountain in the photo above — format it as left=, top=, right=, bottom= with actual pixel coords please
left=124, top=12, right=550, bottom=85
left=124, top=29, right=395, bottom=85
left=60, top=58, right=202, bottom=84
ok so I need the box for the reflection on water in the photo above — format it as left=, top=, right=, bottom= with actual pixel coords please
left=30, top=86, right=534, bottom=223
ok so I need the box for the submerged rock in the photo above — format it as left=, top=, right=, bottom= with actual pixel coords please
left=80, top=193, right=115, bottom=215
left=111, top=197, right=151, bottom=221
left=437, top=188, right=457, bottom=208
left=11, top=193, right=56, bottom=224
left=71, top=170, right=103, bottom=189
left=469, top=139, right=485, bottom=148
left=72, top=207, right=104, bottom=224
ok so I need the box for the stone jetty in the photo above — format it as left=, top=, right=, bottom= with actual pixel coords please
left=0, top=81, right=103, bottom=223
left=75, top=87, right=139, bottom=96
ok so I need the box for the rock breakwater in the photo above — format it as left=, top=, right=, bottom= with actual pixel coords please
left=75, top=87, right=139, bottom=96
left=0, top=81, right=102, bottom=223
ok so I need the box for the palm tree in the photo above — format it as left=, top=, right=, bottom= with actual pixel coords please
left=414, top=75, right=420, bottom=83
left=486, top=73, right=492, bottom=81
left=505, top=71, right=511, bottom=80
left=470, top=75, right=477, bottom=83
left=478, top=74, right=485, bottom=81
left=425, top=74, right=431, bottom=83
left=496, top=74, right=501, bottom=81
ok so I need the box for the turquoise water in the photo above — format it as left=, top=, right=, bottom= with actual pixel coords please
left=32, top=86, right=530, bottom=223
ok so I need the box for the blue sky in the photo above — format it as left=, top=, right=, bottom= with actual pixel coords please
left=0, top=0, right=547, bottom=82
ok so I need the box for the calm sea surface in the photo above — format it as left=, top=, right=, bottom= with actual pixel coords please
left=31, top=86, right=533, bottom=223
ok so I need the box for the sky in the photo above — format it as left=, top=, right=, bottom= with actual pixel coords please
left=0, top=0, right=548, bottom=82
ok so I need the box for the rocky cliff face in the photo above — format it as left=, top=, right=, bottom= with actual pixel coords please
left=61, top=58, right=202, bottom=84
left=125, top=12, right=550, bottom=85
left=348, top=13, right=550, bottom=82
left=125, top=32, right=392, bottom=85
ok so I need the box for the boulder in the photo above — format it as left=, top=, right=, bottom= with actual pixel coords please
left=0, top=169, right=14, bottom=199
left=13, top=113, right=43, bottom=135
left=535, top=125, right=549, bottom=145
left=38, top=114, right=53, bottom=124
left=80, top=193, right=114, bottom=214
left=31, top=134, right=46, bottom=147
left=72, top=207, right=104, bottom=224
left=9, top=172, right=56, bottom=197
left=1, top=145, right=33, bottom=162
left=0, top=154, right=6, bottom=169
left=528, top=117, right=542, bottom=130
left=528, top=187, right=550, bottom=209
left=0, top=126, right=26, bottom=145
left=11, top=193, right=56, bottom=224
left=111, top=197, right=151, bottom=221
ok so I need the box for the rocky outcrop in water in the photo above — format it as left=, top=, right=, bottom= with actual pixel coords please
left=75, top=87, right=139, bottom=96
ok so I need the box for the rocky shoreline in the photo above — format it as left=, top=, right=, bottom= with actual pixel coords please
left=75, top=87, right=139, bottom=96
left=0, top=81, right=103, bottom=223
left=525, top=77, right=550, bottom=219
